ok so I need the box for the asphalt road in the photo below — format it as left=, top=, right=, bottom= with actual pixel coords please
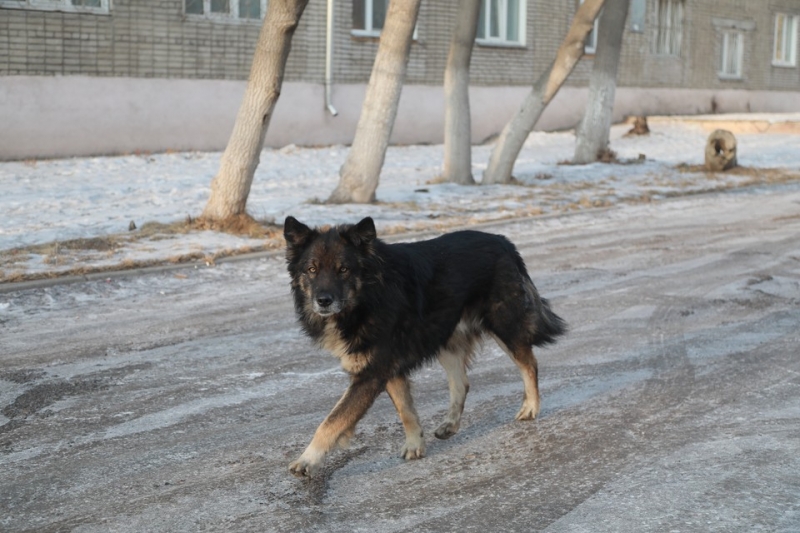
left=2, top=186, right=799, bottom=532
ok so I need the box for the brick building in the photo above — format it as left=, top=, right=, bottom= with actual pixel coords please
left=1, top=0, right=799, bottom=159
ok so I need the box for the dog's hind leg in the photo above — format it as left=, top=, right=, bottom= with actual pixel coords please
left=386, top=376, right=425, bottom=460
left=435, top=349, right=470, bottom=439
left=289, top=376, right=384, bottom=477
left=510, top=345, right=540, bottom=420
left=485, top=263, right=544, bottom=421
left=491, top=336, right=540, bottom=420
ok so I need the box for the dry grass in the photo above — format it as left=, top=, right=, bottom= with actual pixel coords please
left=772, top=213, right=800, bottom=222
left=426, top=175, right=450, bottom=185
left=27, top=236, right=120, bottom=255
left=374, top=200, right=420, bottom=211
left=0, top=249, right=31, bottom=266
left=137, top=219, right=194, bottom=237
left=675, top=164, right=800, bottom=183
left=0, top=213, right=284, bottom=284
left=0, top=243, right=283, bottom=284
left=558, top=151, right=645, bottom=166
left=193, top=213, right=280, bottom=239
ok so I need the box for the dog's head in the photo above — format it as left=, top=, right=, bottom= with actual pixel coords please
left=284, top=216, right=377, bottom=317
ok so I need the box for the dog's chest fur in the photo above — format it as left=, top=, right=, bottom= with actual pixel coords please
left=320, top=320, right=371, bottom=374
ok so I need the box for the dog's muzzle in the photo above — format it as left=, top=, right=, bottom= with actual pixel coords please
left=313, top=292, right=341, bottom=316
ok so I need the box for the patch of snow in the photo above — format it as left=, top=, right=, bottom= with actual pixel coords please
left=1, top=116, right=799, bottom=279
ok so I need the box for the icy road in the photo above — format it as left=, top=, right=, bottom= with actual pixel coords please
left=2, top=186, right=800, bottom=532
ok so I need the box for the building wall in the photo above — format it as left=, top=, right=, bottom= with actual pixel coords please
left=1, top=0, right=799, bottom=160
left=1, top=1, right=256, bottom=79
left=5, top=0, right=798, bottom=87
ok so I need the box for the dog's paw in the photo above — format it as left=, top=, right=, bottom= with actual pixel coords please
left=288, top=457, right=320, bottom=478
left=400, top=436, right=426, bottom=460
left=434, top=421, right=459, bottom=440
left=515, top=401, right=540, bottom=421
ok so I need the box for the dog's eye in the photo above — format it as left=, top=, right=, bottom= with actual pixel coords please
left=308, top=266, right=317, bottom=274
left=339, top=266, right=348, bottom=274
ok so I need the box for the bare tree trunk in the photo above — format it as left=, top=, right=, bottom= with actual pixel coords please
left=483, top=0, right=606, bottom=185
left=442, top=0, right=481, bottom=185
left=328, top=0, right=422, bottom=204
left=201, top=0, right=308, bottom=224
left=573, top=0, right=629, bottom=164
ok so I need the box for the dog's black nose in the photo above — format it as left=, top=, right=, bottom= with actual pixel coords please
left=316, top=294, right=333, bottom=308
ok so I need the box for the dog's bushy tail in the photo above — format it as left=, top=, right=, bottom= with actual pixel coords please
left=524, top=280, right=567, bottom=347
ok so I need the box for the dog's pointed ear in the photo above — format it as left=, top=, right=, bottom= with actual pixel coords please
left=284, top=216, right=312, bottom=249
left=345, top=217, right=377, bottom=247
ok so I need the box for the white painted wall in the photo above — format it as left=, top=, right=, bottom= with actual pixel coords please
left=2, top=75, right=799, bottom=160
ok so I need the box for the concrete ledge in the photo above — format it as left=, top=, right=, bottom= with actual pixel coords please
left=644, top=113, right=800, bottom=134
left=2, top=75, right=800, bottom=160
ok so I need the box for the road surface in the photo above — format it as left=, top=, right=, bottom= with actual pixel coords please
left=2, top=186, right=800, bottom=532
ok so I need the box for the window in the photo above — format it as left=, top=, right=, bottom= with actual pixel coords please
left=185, top=0, right=267, bottom=21
left=585, top=23, right=598, bottom=54
left=629, top=0, right=646, bottom=33
left=580, top=0, right=599, bottom=54
left=720, top=30, right=743, bottom=78
left=352, top=0, right=419, bottom=39
left=0, top=0, right=109, bottom=13
left=773, top=13, right=799, bottom=67
left=653, top=0, right=683, bottom=56
left=353, top=0, right=388, bottom=36
left=476, top=0, right=526, bottom=46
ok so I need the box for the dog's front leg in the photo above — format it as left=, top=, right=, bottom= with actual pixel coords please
left=289, top=376, right=384, bottom=478
left=386, top=375, right=425, bottom=460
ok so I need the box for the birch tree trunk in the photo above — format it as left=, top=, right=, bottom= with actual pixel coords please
left=573, top=0, right=630, bottom=164
left=442, top=0, right=481, bottom=185
left=483, top=0, right=606, bottom=185
left=201, top=0, right=309, bottom=224
left=328, top=0, right=422, bottom=204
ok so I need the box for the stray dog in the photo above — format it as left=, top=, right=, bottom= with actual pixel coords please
left=284, top=216, right=565, bottom=477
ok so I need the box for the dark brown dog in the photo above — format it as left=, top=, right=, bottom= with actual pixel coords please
left=284, top=216, right=565, bottom=477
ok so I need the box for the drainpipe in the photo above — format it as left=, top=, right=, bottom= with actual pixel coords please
left=325, top=0, right=338, bottom=116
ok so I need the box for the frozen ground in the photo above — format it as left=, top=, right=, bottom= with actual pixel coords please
left=1, top=114, right=799, bottom=282
left=1, top=183, right=799, bottom=532
left=2, top=114, right=800, bottom=531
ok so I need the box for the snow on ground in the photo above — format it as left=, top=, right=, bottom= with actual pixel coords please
left=1, top=115, right=799, bottom=281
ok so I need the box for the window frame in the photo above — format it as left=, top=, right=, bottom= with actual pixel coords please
left=719, top=30, right=744, bottom=80
left=350, top=0, right=419, bottom=40
left=653, top=0, right=683, bottom=57
left=580, top=0, right=599, bottom=54
left=475, top=0, right=527, bottom=48
left=184, top=0, right=268, bottom=23
left=351, top=0, right=386, bottom=37
left=0, top=0, right=110, bottom=14
left=773, top=13, right=799, bottom=68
